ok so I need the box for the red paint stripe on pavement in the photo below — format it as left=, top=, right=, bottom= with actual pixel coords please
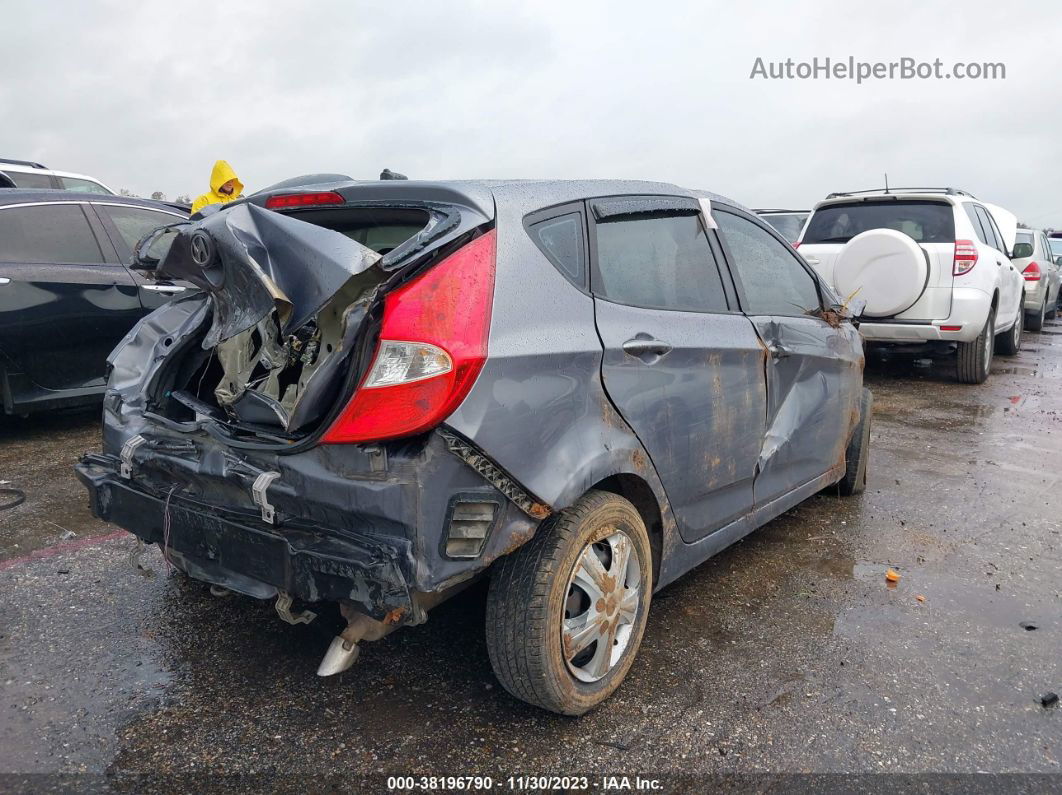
left=0, top=530, right=128, bottom=572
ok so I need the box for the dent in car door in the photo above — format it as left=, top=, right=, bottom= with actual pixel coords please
left=0, top=203, right=142, bottom=393
left=715, top=208, right=863, bottom=506
left=589, top=197, right=767, bottom=542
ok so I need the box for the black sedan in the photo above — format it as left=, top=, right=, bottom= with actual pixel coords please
left=0, top=190, right=188, bottom=414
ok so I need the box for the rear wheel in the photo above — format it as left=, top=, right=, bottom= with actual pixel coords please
left=1027, top=295, right=1046, bottom=332
left=956, top=310, right=994, bottom=384
left=836, top=388, right=872, bottom=496
left=485, top=490, right=652, bottom=715
left=996, top=305, right=1023, bottom=356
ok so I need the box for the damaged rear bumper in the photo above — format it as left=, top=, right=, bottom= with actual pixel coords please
left=76, top=453, right=417, bottom=621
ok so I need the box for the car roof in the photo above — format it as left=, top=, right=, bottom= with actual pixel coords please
left=754, top=208, right=808, bottom=215
left=0, top=189, right=187, bottom=214
left=0, top=162, right=114, bottom=190
left=812, top=191, right=963, bottom=209
left=246, top=177, right=749, bottom=219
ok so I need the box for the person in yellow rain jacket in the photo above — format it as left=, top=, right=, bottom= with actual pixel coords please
left=190, top=160, right=244, bottom=215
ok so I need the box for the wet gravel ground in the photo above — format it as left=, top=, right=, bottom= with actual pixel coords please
left=1, top=320, right=1060, bottom=787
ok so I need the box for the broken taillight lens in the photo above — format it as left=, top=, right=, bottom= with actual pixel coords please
left=264, top=191, right=345, bottom=209
left=953, top=239, right=978, bottom=276
left=321, top=229, right=497, bottom=444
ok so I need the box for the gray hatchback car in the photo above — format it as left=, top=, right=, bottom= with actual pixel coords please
left=76, top=178, right=871, bottom=715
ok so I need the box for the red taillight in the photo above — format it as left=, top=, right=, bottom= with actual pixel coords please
left=264, top=191, right=345, bottom=209
left=953, top=239, right=978, bottom=276
left=940, top=325, right=963, bottom=332
left=321, top=230, right=497, bottom=444
left=1022, top=262, right=1043, bottom=281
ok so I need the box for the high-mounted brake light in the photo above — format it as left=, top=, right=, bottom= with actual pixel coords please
left=1022, top=262, right=1043, bottom=281
left=264, top=191, right=345, bottom=210
left=321, top=229, right=497, bottom=444
left=953, top=239, right=978, bottom=276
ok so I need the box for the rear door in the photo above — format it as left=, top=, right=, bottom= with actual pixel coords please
left=91, top=202, right=190, bottom=310
left=589, top=196, right=766, bottom=541
left=0, top=202, right=142, bottom=393
left=973, top=204, right=1021, bottom=325
left=715, top=207, right=863, bottom=505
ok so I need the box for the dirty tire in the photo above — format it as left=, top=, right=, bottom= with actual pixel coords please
left=956, top=310, right=993, bottom=384
left=1027, top=297, right=1045, bottom=332
left=485, top=490, right=652, bottom=716
left=1047, top=302, right=1058, bottom=320
left=996, top=305, right=1023, bottom=356
left=836, top=388, right=872, bottom=496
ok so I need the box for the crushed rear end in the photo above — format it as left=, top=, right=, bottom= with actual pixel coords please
left=75, top=182, right=545, bottom=672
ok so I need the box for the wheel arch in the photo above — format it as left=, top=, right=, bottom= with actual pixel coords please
left=591, top=473, right=664, bottom=586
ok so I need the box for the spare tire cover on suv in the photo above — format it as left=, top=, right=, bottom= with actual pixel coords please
left=833, top=229, right=929, bottom=318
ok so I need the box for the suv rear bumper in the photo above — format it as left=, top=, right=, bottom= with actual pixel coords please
left=859, top=286, right=991, bottom=344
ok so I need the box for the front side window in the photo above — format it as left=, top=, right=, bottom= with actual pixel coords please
left=717, top=211, right=821, bottom=316
left=60, top=176, right=113, bottom=195
left=101, top=205, right=183, bottom=258
left=593, top=213, right=728, bottom=312
left=0, top=204, right=104, bottom=264
left=804, top=200, right=954, bottom=245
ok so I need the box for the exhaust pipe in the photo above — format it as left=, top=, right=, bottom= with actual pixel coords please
left=317, top=605, right=397, bottom=677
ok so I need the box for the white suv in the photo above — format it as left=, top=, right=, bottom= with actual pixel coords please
left=0, top=158, right=114, bottom=195
left=796, top=188, right=1025, bottom=384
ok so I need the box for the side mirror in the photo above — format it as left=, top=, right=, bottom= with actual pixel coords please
left=1055, top=255, right=1062, bottom=268
left=1011, top=242, right=1034, bottom=259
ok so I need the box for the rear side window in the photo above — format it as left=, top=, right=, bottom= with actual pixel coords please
left=8, top=171, right=54, bottom=190
left=0, top=204, right=105, bottom=264
left=102, top=205, right=183, bottom=258
left=716, top=211, right=821, bottom=316
left=974, top=206, right=1004, bottom=252
left=803, top=200, right=954, bottom=244
left=593, top=214, right=728, bottom=312
left=529, top=213, right=585, bottom=286
left=963, top=204, right=990, bottom=245
left=60, top=176, right=112, bottom=195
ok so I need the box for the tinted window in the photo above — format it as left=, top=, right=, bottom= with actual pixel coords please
left=760, top=212, right=807, bottom=243
left=803, top=200, right=954, bottom=244
left=60, top=176, right=112, bottom=195
left=974, top=206, right=1003, bottom=251
left=963, top=204, right=990, bottom=245
left=594, top=214, right=728, bottom=312
left=102, top=205, right=183, bottom=257
left=530, top=212, right=585, bottom=285
left=0, top=204, right=104, bottom=264
left=1015, top=231, right=1034, bottom=246
left=9, top=171, right=54, bottom=190
left=717, top=211, right=821, bottom=315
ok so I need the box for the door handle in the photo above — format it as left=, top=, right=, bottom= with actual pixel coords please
left=142, top=284, right=187, bottom=294
left=622, top=337, right=672, bottom=358
left=767, top=342, right=790, bottom=360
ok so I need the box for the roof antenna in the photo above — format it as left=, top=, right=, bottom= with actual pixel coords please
left=884, top=172, right=889, bottom=194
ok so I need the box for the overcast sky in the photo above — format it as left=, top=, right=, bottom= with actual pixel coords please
left=3, top=0, right=1061, bottom=225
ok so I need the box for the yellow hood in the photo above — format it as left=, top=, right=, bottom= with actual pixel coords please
left=209, top=160, right=243, bottom=196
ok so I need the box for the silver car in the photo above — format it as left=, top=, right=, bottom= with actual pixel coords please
left=1014, top=228, right=1061, bottom=330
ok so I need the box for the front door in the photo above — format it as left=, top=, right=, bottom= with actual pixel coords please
left=589, top=197, right=767, bottom=541
left=0, top=202, right=142, bottom=393
left=714, top=208, right=863, bottom=506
